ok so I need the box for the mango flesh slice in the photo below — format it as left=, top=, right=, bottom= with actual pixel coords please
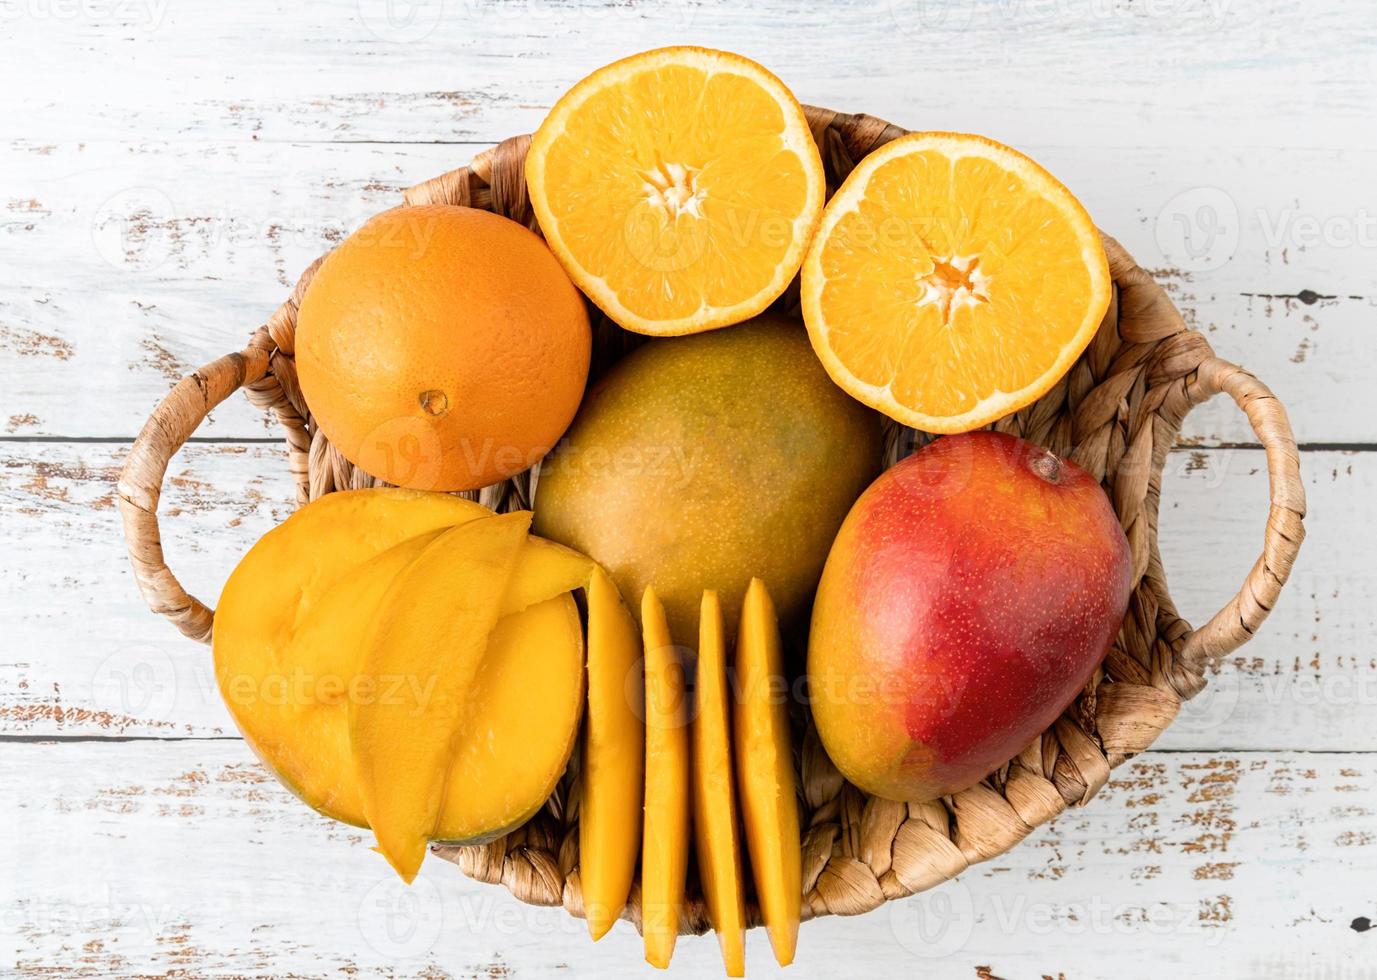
left=280, top=529, right=448, bottom=822
left=505, top=535, right=596, bottom=615
left=580, top=565, right=645, bottom=941
left=735, top=578, right=802, bottom=966
left=351, top=511, right=532, bottom=882
left=213, top=489, right=493, bottom=809
left=640, top=587, right=691, bottom=970
left=226, top=505, right=586, bottom=841
left=216, top=487, right=645, bottom=889
left=692, top=590, right=748, bottom=977
left=435, top=593, right=585, bottom=844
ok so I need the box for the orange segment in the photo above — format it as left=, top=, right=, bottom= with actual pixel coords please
left=527, top=47, right=826, bottom=336
left=801, top=133, right=1111, bottom=432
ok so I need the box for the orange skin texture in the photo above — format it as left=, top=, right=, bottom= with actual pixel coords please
left=296, top=204, right=591, bottom=492
left=808, top=431, right=1132, bottom=803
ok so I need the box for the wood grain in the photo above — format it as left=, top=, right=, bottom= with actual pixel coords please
left=2, top=740, right=1370, bottom=977
left=2, top=1, right=1374, bottom=148
left=2, top=1, right=1373, bottom=975
left=1, top=442, right=1370, bottom=748
left=2, top=141, right=1373, bottom=441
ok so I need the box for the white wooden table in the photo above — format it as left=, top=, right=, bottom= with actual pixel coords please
left=2, top=2, right=1374, bottom=976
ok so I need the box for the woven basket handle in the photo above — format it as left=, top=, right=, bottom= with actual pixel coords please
left=118, top=345, right=1306, bottom=660
left=117, top=345, right=271, bottom=644
left=1176, top=356, right=1306, bottom=670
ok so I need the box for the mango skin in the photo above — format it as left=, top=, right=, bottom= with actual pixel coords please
left=533, top=314, right=881, bottom=641
left=808, top=431, right=1132, bottom=803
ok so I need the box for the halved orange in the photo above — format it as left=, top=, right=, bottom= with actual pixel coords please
left=801, top=132, right=1111, bottom=433
left=526, top=47, right=826, bottom=336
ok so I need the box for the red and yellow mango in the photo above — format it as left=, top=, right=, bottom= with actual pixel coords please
left=809, top=432, right=1133, bottom=803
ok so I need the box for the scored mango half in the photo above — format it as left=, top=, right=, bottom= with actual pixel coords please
left=212, top=488, right=644, bottom=897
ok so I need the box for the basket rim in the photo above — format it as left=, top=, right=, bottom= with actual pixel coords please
left=115, top=103, right=1307, bottom=934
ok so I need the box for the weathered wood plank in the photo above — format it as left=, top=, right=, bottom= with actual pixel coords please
left=2, top=741, right=1371, bottom=977
left=1, top=442, right=1370, bottom=747
left=2, top=0, right=1374, bottom=148
left=2, top=139, right=1373, bottom=442
left=3, top=4, right=1371, bottom=976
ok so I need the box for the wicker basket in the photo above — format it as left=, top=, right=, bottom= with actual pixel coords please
left=118, top=106, right=1306, bottom=934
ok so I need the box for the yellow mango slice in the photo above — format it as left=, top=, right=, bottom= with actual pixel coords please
left=216, top=488, right=636, bottom=895
left=435, top=593, right=585, bottom=843
left=504, top=535, right=594, bottom=616
left=735, top=578, right=802, bottom=966
left=280, top=528, right=448, bottom=821
left=252, top=524, right=585, bottom=841
left=640, top=587, right=690, bottom=969
left=214, top=489, right=492, bottom=809
left=351, top=511, right=532, bottom=882
left=580, top=565, right=645, bottom=941
left=692, top=590, right=747, bottom=977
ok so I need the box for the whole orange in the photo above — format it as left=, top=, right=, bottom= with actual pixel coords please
left=296, top=204, right=591, bottom=491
